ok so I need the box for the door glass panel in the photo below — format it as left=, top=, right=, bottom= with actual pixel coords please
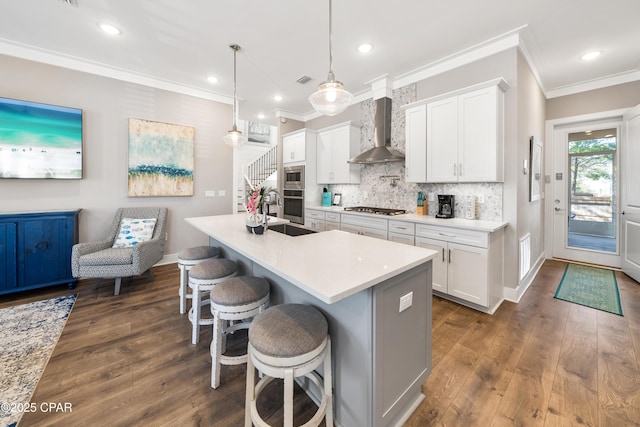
left=567, top=128, right=617, bottom=252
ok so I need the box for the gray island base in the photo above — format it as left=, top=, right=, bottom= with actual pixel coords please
left=186, top=214, right=436, bottom=427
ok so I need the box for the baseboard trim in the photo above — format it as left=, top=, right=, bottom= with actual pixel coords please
left=504, top=252, right=545, bottom=303
left=157, top=253, right=178, bottom=266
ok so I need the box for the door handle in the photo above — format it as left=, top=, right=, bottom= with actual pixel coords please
left=554, top=207, right=561, bottom=211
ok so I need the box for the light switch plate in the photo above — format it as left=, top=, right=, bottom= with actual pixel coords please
left=205, top=190, right=216, bottom=198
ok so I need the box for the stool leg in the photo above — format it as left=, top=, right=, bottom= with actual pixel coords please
left=324, top=338, right=333, bottom=427
left=191, top=284, right=201, bottom=345
left=284, top=368, right=294, bottom=427
left=245, top=351, right=255, bottom=427
left=211, top=310, right=223, bottom=389
left=179, top=264, right=188, bottom=315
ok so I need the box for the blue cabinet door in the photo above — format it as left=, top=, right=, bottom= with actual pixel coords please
left=19, top=219, right=66, bottom=287
left=0, top=223, right=18, bottom=290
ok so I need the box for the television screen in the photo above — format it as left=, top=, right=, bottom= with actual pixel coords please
left=0, top=96, right=83, bottom=179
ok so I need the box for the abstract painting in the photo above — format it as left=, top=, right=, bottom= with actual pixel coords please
left=128, top=118, right=195, bottom=197
left=247, top=121, right=271, bottom=144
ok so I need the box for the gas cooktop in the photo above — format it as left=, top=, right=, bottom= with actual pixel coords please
left=343, top=206, right=407, bottom=216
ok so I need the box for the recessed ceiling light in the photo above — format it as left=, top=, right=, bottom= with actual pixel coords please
left=258, top=113, right=265, bottom=120
left=581, top=51, right=601, bottom=61
left=207, top=76, right=218, bottom=84
left=358, top=43, right=373, bottom=54
left=98, top=22, right=122, bottom=36
left=274, top=95, right=283, bottom=102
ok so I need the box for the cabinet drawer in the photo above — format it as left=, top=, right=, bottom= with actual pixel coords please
left=415, top=224, right=488, bottom=248
left=325, top=212, right=341, bottom=223
left=389, top=220, right=415, bottom=236
left=341, top=213, right=388, bottom=231
left=306, top=209, right=325, bottom=220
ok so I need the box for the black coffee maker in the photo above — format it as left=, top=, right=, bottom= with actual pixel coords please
left=436, top=195, right=455, bottom=218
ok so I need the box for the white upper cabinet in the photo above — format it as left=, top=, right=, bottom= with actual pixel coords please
left=404, top=79, right=507, bottom=183
left=316, top=122, right=361, bottom=184
left=282, top=129, right=315, bottom=165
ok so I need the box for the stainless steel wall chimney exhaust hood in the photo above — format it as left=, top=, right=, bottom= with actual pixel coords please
left=348, top=97, right=405, bottom=164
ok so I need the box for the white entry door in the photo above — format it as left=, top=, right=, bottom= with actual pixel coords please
left=552, top=120, right=621, bottom=267
left=621, top=104, right=640, bottom=282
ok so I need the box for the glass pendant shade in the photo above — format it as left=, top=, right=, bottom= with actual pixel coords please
left=223, top=125, right=245, bottom=147
left=309, top=0, right=353, bottom=116
left=309, top=79, right=353, bottom=116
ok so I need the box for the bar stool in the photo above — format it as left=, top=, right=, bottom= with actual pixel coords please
left=245, top=304, right=333, bottom=427
left=177, top=246, right=220, bottom=314
left=209, top=276, right=270, bottom=389
left=188, top=258, right=238, bottom=345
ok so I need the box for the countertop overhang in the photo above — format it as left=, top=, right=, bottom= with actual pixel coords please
left=185, top=214, right=437, bottom=304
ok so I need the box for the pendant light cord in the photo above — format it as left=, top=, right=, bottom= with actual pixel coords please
left=230, top=44, right=240, bottom=131
left=328, top=0, right=335, bottom=81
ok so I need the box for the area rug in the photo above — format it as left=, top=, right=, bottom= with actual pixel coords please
left=0, top=294, right=77, bottom=427
left=554, top=263, right=622, bottom=315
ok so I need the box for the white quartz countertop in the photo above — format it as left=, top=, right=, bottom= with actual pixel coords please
left=308, top=206, right=508, bottom=233
left=185, top=214, right=437, bottom=304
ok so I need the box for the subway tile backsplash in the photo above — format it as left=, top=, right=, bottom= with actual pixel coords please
left=327, top=83, right=503, bottom=222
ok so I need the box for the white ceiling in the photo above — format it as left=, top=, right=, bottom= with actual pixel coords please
left=1, top=0, right=639, bottom=125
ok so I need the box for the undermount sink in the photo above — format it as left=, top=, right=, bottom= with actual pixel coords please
left=269, top=223, right=317, bottom=236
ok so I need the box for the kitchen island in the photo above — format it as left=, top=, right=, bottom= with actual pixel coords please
left=185, top=214, right=437, bottom=427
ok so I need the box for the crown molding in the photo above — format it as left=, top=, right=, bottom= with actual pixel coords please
left=0, top=38, right=234, bottom=105
left=546, top=69, right=640, bottom=98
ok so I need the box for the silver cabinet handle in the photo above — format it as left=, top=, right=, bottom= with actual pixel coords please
left=438, top=232, right=456, bottom=237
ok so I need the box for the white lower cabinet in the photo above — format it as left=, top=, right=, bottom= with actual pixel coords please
left=305, top=209, right=326, bottom=231
left=388, top=220, right=415, bottom=245
left=340, top=214, right=388, bottom=240
left=325, top=212, right=341, bottom=231
left=415, top=224, right=503, bottom=313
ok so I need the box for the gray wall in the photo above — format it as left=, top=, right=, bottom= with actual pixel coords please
left=0, top=54, right=234, bottom=261
left=546, top=81, right=640, bottom=120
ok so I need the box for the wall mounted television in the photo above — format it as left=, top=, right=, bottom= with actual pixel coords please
left=0, top=96, right=83, bottom=179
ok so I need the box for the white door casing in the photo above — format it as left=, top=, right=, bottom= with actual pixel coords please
left=549, top=117, right=621, bottom=267
left=621, top=104, right=640, bottom=282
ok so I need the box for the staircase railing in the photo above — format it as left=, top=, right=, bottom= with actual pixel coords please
left=246, top=145, right=277, bottom=189
left=238, top=146, right=278, bottom=212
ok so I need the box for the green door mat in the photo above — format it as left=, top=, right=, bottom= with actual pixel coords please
left=554, top=263, right=623, bottom=315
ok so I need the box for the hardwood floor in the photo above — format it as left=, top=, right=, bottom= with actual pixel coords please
left=2, top=259, right=639, bottom=426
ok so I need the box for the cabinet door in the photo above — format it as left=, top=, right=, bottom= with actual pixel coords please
left=360, top=227, right=387, bottom=240
left=458, top=87, right=501, bottom=182
left=426, top=97, right=458, bottom=182
left=447, top=242, right=488, bottom=306
left=0, top=222, right=18, bottom=290
left=416, top=237, right=447, bottom=293
left=330, top=126, right=353, bottom=183
left=326, top=221, right=341, bottom=231
left=316, top=130, right=333, bottom=183
left=405, top=104, right=427, bottom=183
left=283, top=132, right=305, bottom=164
left=21, top=219, right=66, bottom=286
left=388, top=232, right=415, bottom=246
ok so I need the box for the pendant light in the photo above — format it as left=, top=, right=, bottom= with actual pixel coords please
left=224, top=44, right=246, bottom=147
left=308, top=0, right=353, bottom=116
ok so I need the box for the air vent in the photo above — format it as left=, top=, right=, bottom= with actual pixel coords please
left=58, top=0, right=79, bottom=6
left=296, top=76, right=312, bottom=85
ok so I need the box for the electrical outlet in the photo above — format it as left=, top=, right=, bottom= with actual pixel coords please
left=428, top=192, right=435, bottom=202
left=399, top=292, right=413, bottom=313
left=363, top=191, right=369, bottom=199
left=477, top=194, right=485, bottom=204
left=218, top=190, right=226, bottom=197
left=165, top=232, right=168, bottom=241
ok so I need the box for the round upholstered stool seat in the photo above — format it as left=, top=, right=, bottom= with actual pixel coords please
left=187, top=258, right=238, bottom=345
left=245, top=304, right=333, bottom=427
left=209, top=276, right=270, bottom=389
left=177, top=246, right=220, bottom=315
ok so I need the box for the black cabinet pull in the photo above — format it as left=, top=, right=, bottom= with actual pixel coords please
left=35, top=241, right=49, bottom=251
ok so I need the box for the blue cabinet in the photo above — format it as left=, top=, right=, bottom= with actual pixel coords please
left=0, top=210, right=80, bottom=295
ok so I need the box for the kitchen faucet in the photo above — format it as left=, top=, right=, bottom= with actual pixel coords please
left=262, top=189, right=282, bottom=230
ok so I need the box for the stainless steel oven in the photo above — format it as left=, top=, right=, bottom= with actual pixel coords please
left=283, top=165, right=305, bottom=190
left=282, top=189, right=304, bottom=224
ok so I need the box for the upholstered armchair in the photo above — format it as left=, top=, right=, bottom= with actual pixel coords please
left=71, top=207, right=168, bottom=295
